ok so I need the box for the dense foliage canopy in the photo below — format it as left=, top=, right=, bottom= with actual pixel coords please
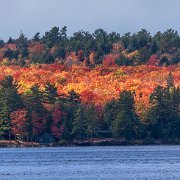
left=0, top=27, right=179, bottom=143
left=0, top=27, right=179, bottom=67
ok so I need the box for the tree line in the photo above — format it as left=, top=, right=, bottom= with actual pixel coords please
left=0, top=73, right=179, bottom=143
left=0, top=27, right=179, bottom=66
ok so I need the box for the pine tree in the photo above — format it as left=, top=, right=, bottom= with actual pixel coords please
left=85, top=104, right=98, bottom=138
left=71, top=104, right=88, bottom=140
left=61, top=90, right=81, bottom=141
left=147, top=85, right=167, bottom=138
left=24, top=85, right=47, bottom=139
left=43, top=82, right=58, bottom=103
left=103, top=99, right=118, bottom=130
left=164, top=73, right=180, bottom=140
left=112, top=91, right=140, bottom=140
left=16, top=32, right=28, bottom=58
left=0, top=76, right=23, bottom=138
left=147, top=73, right=180, bottom=140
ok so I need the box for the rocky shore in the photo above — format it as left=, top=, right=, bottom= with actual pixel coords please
left=1, top=138, right=180, bottom=148
left=0, top=140, right=41, bottom=148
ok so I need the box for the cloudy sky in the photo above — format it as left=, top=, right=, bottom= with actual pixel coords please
left=0, top=0, right=179, bottom=40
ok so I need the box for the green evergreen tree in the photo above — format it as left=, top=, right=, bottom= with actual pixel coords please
left=112, top=91, right=140, bottom=140
left=0, top=76, right=23, bottom=138
left=43, top=82, right=58, bottom=103
left=147, top=85, right=167, bottom=138
left=16, top=32, right=28, bottom=58
left=85, top=104, right=98, bottom=138
left=103, top=99, right=118, bottom=130
left=147, top=73, right=180, bottom=140
left=163, top=73, right=180, bottom=140
left=71, top=104, right=88, bottom=140
left=32, top=32, right=41, bottom=42
left=25, top=85, right=43, bottom=111
left=23, top=85, right=47, bottom=139
left=61, top=90, right=81, bottom=141
left=43, top=26, right=60, bottom=48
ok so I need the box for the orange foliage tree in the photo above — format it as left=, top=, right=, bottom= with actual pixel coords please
left=0, top=64, right=179, bottom=119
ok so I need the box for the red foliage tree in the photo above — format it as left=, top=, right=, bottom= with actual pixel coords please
left=51, top=108, right=65, bottom=139
left=103, top=55, right=116, bottom=67
left=81, top=90, right=98, bottom=104
left=28, top=42, right=45, bottom=55
left=10, top=109, right=28, bottom=139
left=77, top=49, right=84, bottom=62
left=32, top=111, right=45, bottom=136
left=147, top=54, right=160, bottom=66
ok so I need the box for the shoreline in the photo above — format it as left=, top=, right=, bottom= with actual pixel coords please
left=0, top=139, right=180, bottom=148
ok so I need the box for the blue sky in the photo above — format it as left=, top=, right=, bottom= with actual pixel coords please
left=0, top=0, right=179, bottom=40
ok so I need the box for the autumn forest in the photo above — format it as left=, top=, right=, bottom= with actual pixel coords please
left=0, top=27, right=179, bottom=144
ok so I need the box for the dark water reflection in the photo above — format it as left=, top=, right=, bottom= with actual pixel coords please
left=0, top=146, right=180, bottom=179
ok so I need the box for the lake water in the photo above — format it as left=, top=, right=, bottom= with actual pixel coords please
left=0, top=146, right=180, bottom=180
